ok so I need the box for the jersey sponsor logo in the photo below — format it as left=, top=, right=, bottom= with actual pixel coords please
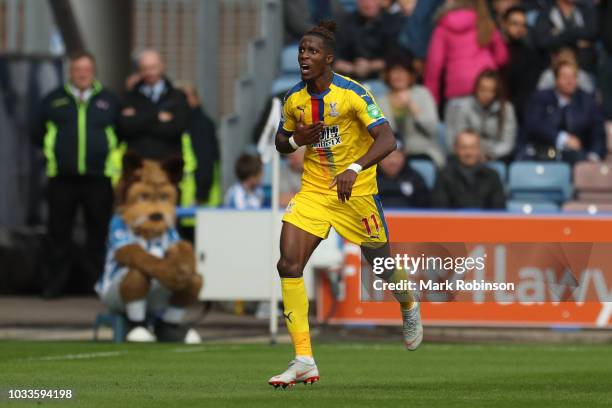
left=367, top=104, right=382, bottom=119
left=311, top=125, right=341, bottom=148
left=329, top=102, right=339, bottom=117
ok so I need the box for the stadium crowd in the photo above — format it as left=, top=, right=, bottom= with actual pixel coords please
left=280, top=0, right=612, bottom=211
left=32, top=0, right=612, bottom=296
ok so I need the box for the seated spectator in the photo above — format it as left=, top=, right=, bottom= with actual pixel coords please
left=182, top=85, right=220, bottom=206
left=377, top=54, right=443, bottom=166
left=533, top=0, right=598, bottom=74
left=445, top=70, right=517, bottom=161
left=501, top=5, right=546, bottom=124
left=224, top=154, right=264, bottom=209
left=522, top=61, right=605, bottom=164
left=432, top=130, right=506, bottom=209
left=279, top=147, right=305, bottom=207
left=119, top=49, right=189, bottom=160
left=537, top=47, right=595, bottom=93
left=377, top=146, right=430, bottom=208
left=424, top=0, right=508, bottom=106
left=334, top=0, right=402, bottom=80
left=283, top=0, right=346, bottom=44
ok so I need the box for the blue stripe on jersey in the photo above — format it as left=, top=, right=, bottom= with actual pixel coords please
left=284, top=81, right=307, bottom=101
left=373, top=194, right=389, bottom=240
left=331, top=73, right=374, bottom=105
left=367, top=117, right=387, bottom=130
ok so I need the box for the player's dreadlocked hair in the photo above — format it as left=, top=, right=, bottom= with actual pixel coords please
left=304, top=20, right=337, bottom=51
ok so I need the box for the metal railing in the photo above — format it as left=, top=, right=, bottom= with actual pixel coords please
left=218, top=0, right=282, bottom=192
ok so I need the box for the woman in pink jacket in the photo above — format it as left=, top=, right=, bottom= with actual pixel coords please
left=424, top=0, right=508, bottom=106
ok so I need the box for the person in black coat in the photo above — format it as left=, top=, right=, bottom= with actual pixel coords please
left=432, top=130, right=506, bottom=209
left=376, top=147, right=430, bottom=208
left=119, top=49, right=189, bottom=160
left=501, top=5, right=546, bottom=124
left=182, top=85, right=220, bottom=205
left=522, top=61, right=605, bottom=164
left=532, top=0, right=598, bottom=73
left=33, top=51, right=120, bottom=297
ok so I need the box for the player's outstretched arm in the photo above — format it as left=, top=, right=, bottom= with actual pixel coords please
left=330, top=122, right=396, bottom=203
left=275, top=112, right=323, bottom=154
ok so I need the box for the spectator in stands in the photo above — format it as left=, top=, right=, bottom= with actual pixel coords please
left=225, top=154, right=264, bottom=209
left=334, top=0, right=403, bottom=80
left=490, top=0, right=521, bottom=26
left=377, top=53, right=443, bottom=166
left=283, top=0, right=346, bottom=44
left=533, top=0, right=598, bottom=74
left=182, top=85, right=220, bottom=207
left=397, top=0, right=444, bottom=77
left=377, top=146, right=431, bottom=208
left=119, top=49, right=189, bottom=160
left=522, top=60, right=605, bottom=164
left=424, top=0, right=508, bottom=106
left=537, top=47, right=594, bottom=93
left=33, top=51, right=119, bottom=297
left=279, top=147, right=305, bottom=207
left=432, top=130, right=506, bottom=209
left=601, top=0, right=612, bottom=121
left=501, top=5, right=546, bottom=123
left=445, top=70, right=517, bottom=161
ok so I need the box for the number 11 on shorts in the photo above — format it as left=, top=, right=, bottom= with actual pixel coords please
left=361, top=214, right=380, bottom=237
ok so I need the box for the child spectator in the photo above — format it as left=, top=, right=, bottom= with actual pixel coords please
left=224, top=154, right=264, bottom=209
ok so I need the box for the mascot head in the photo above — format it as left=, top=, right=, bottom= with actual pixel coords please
left=115, top=151, right=183, bottom=240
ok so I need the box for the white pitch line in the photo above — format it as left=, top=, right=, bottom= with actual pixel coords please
left=24, top=351, right=126, bottom=362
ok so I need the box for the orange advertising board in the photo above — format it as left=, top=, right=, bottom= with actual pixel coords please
left=316, top=213, right=612, bottom=328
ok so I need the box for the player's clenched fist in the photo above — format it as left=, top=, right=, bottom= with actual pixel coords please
left=293, top=112, right=323, bottom=146
left=330, top=169, right=358, bottom=203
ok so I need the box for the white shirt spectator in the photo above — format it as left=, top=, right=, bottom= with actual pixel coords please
left=224, top=183, right=263, bottom=210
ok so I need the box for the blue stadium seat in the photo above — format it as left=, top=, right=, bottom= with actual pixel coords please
left=508, top=161, right=571, bottom=204
left=281, top=45, right=299, bottom=74
left=507, top=200, right=560, bottom=214
left=486, top=161, right=507, bottom=183
left=409, top=159, right=436, bottom=190
left=271, top=75, right=301, bottom=95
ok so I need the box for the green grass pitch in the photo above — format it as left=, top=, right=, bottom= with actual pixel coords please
left=1, top=341, right=611, bottom=407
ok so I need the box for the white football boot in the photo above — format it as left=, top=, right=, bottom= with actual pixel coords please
left=125, top=326, right=156, bottom=343
left=402, top=302, right=423, bottom=350
left=268, top=358, right=320, bottom=388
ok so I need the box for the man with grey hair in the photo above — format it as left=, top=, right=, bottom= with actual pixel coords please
left=432, top=130, right=506, bottom=209
left=119, top=49, right=189, bottom=160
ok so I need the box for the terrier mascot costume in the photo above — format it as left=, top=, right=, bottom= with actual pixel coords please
left=95, top=152, right=203, bottom=343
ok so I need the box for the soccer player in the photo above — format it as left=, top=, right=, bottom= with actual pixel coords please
left=268, top=21, right=422, bottom=388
